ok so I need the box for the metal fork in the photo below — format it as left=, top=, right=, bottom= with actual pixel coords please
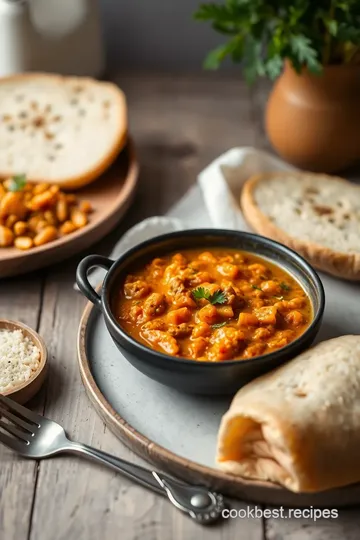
left=0, top=395, right=225, bottom=524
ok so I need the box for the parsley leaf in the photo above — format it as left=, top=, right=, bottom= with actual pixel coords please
left=192, top=286, right=211, bottom=301
left=192, top=287, right=227, bottom=305
left=280, top=282, right=291, bottom=292
left=209, top=289, right=227, bottom=305
left=8, top=174, right=27, bottom=192
left=212, top=321, right=227, bottom=329
left=251, top=285, right=262, bottom=291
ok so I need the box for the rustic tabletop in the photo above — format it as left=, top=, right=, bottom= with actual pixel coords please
left=1, top=73, right=359, bottom=540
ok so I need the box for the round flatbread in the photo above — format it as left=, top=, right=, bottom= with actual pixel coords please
left=241, top=171, right=360, bottom=280
left=0, top=73, right=127, bottom=189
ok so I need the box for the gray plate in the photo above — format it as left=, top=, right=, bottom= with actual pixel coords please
left=78, top=270, right=360, bottom=507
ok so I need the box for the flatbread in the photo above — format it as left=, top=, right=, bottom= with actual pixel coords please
left=241, top=172, right=360, bottom=280
left=0, top=73, right=127, bottom=189
left=217, top=335, right=360, bottom=493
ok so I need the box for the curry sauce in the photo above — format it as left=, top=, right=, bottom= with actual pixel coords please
left=113, top=249, right=312, bottom=362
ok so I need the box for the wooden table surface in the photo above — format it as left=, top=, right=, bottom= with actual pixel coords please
left=1, top=73, right=359, bottom=540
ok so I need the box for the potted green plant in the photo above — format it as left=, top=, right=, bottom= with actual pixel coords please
left=194, top=1, right=360, bottom=172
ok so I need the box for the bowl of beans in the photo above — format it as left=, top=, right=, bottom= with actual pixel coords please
left=76, top=229, right=325, bottom=395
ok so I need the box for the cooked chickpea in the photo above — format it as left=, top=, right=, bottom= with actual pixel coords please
left=71, top=209, right=88, bottom=228
left=29, top=190, right=57, bottom=211
left=56, top=199, right=68, bottom=223
left=44, top=210, right=57, bottom=226
left=79, top=200, right=93, bottom=214
left=13, top=221, right=28, bottom=236
left=28, top=215, right=43, bottom=233
left=0, top=179, right=93, bottom=251
left=216, top=262, right=239, bottom=279
left=34, top=226, right=58, bottom=246
left=0, top=225, right=14, bottom=247
left=35, top=219, right=48, bottom=233
left=285, top=310, right=304, bottom=327
left=59, top=220, right=76, bottom=235
left=14, top=236, right=33, bottom=250
left=5, top=214, right=18, bottom=229
left=252, top=327, right=274, bottom=341
left=33, top=183, right=50, bottom=195
left=288, top=297, right=306, bottom=309
left=0, top=192, right=27, bottom=219
left=248, top=263, right=269, bottom=277
left=198, top=251, right=217, bottom=263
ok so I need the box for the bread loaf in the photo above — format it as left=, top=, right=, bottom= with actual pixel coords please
left=241, top=172, right=360, bottom=280
left=0, top=73, right=127, bottom=189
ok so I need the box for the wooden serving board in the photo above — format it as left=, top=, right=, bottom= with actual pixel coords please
left=0, top=140, right=138, bottom=279
left=77, top=299, right=360, bottom=508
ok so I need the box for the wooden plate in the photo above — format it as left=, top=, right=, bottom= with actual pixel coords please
left=77, top=299, right=360, bottom=508
left=0, top=319, right=48, bottom=404
left=0, top=139, right=138, bottom=278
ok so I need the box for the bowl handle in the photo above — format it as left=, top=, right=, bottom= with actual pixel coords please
left=76, top=255, right=114, bottom=309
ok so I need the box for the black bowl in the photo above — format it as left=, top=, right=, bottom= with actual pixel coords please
left=76, top=229, right=325, bottom=395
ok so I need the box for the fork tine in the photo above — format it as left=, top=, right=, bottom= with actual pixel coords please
left=0, top=406, right=35, bottom=433
left=0, top=419, right=31, bottom=443
left=0, top=430, right=29, bottom=454
left=0, top=395, right=41, bottom=425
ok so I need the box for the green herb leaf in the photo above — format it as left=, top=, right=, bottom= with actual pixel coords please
left=192, top=286, right=211, bottom=301
left=192, top=287, right=227, bottom=305
left=212, top=321, right=227, bottom=329
left=327, top=20, right=338, bottom=37
left=194, top=1, right=360, bottom=82
left=8, top=174, right=26, bottom=192
left=265, top=54, right=283, bottom=80
left=251, top=285, right=262, bottom=291
left=290, top=34, right=322, bottom=73
left=209, top=289, right=227, bottom=305
left=204, top=44, right=230, bottom=69
left=280, top=282, right=291, bottom=292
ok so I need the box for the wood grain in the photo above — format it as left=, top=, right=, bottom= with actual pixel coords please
left=1, top=73, right=359, bottom=540
left=0, top=274, right=43, bottom=540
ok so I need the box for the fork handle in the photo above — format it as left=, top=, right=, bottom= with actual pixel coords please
left=64, top=441, right=224, bottom=524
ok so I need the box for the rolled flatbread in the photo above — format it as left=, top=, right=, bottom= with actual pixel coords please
left=217, top=335, right=360, bottom=493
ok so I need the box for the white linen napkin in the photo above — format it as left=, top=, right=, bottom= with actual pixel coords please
left=197, top=146, right=294, bottom=230
left=74, top=147, right=294, bottom=290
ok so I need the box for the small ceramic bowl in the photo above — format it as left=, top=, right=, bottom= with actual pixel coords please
left=76, top=229, right=325, bottom=395
left=0, top=320, right=48, bottom=404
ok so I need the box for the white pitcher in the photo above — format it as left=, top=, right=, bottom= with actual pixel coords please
left=0, top=0, right=105, bottom=77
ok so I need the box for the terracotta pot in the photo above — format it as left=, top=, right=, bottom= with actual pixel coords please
left=266, top=63, right=360, bottom=172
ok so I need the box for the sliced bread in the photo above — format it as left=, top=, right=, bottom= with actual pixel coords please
left=241, top=172, right=360, bottom=280
left=0, top=73, right=127, bottom=189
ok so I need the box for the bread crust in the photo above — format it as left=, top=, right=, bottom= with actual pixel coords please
left=241, top=172, right=360, bottom=280
left=0, top=73, right=128, bottom=190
